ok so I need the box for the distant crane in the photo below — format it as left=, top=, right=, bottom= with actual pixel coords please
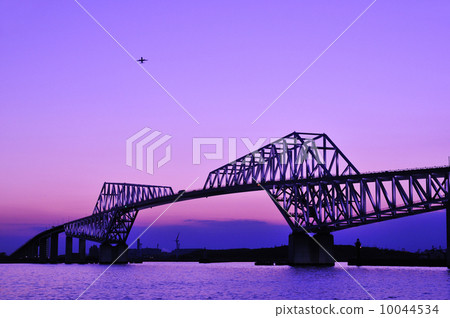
left=175, top=233, right=180, bottom=250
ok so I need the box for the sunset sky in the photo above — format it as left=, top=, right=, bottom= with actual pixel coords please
left=1, top=0, right=449, bottom=253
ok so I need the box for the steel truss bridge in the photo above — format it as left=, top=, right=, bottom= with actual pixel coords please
left=11, top=132, right=450, bottom=261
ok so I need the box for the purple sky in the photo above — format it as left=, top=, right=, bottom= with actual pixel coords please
left=1, top=1, right=449, bottom=253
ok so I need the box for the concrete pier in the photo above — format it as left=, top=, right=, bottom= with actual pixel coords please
left=288, top=231, right=334, bottom=266
left=50, top=233, right=58, bottom=262
left=313, top=232, right=334, bottom=265
left=99, top=243, right=128, bottom=264
left=28, top=243, right=38, bottom=260
left=114, top=243, right=129, bottom=264
left=39, top=238, right=48, bottom=261
left=79, top=238, right=86, bottom=263
left=447, top=201, right=450, bottom=269
left=99, top=243, right=113, bottom=264
left=65, top=236, right=73, bottom=264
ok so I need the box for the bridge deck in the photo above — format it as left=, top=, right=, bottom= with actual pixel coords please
left=112, top=166, right=450, bottom=210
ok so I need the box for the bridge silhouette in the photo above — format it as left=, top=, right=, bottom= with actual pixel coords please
left=10, top=132, right=450, bottom=266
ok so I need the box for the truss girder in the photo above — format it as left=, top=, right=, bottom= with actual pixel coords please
left=203, top=132, right=359, bottom=190
left=92, top=182, right=173, bottom=214
left=64, top=183, right=174, bottom=243
left=269, top=170, right=450, bottom=232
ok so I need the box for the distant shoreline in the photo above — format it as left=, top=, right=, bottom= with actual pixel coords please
left=1, top=244, right=446, bottom=267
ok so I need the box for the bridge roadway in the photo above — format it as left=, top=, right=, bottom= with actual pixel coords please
left=83, top=166, right=449, bottom=232
left=63, top=166, right=448, bottom=233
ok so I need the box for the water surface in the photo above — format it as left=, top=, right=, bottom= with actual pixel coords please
left=0, top=262, right=449, bottom=300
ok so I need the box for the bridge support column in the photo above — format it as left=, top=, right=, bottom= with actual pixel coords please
left=288, top=232, right=334, bottom=266
left=447, top=201, right=450, bottom=269
left=28, top=243, right=38, bottom=261
left=114, top=243, right=128, bottom=264
left=99, top=243, right=129, bottom=264
left=313, top=233, right=334, bottom=266
left=33, top=243, right=39, bottom=259
left=50, top=233, right=58, bottom=263
left=79, top=238, right=86, bottom=263
left=39, top=238, right=48, bottom=262
left=65, top=236, right=73, bottom=264
left=99, top=243, right=113, bottom=264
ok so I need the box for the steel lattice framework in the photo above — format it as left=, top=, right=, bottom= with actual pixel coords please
left=268, top=168, right=449, bottom=232
left=202, top=132, right=449, bottom=232
left=203, top=132, right=359, bottom=190
left=64, top=183, right=173, bottom=243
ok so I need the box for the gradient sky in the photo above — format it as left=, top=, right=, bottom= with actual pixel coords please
left=1, top=0, right=449, bottom=254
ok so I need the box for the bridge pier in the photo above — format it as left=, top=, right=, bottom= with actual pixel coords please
left=28, top=243, right=38, bottom=261
left=114, top=243, right=129, bottom=264
left=99, top=243, right=128, bottom=264
left=39, top=238, right=48, bottom=262
left=34, top=242, right=39, bottom=259
left=288, top=232, right=334, bottom=266
left=79, top=238, right=86, bottom=263
left=65, top=236, right=73, bottom=264
left=447, top=201, right=450, bottom=269
left=50, top=233, right=58, bottom=262
left=99, top=243, right=113, bottom=264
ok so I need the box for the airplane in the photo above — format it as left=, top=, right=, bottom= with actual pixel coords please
left=137, top=57, right=147, bottom=64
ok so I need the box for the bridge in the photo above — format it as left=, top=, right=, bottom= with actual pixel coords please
left=10, top=132, right=450, bottom=266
